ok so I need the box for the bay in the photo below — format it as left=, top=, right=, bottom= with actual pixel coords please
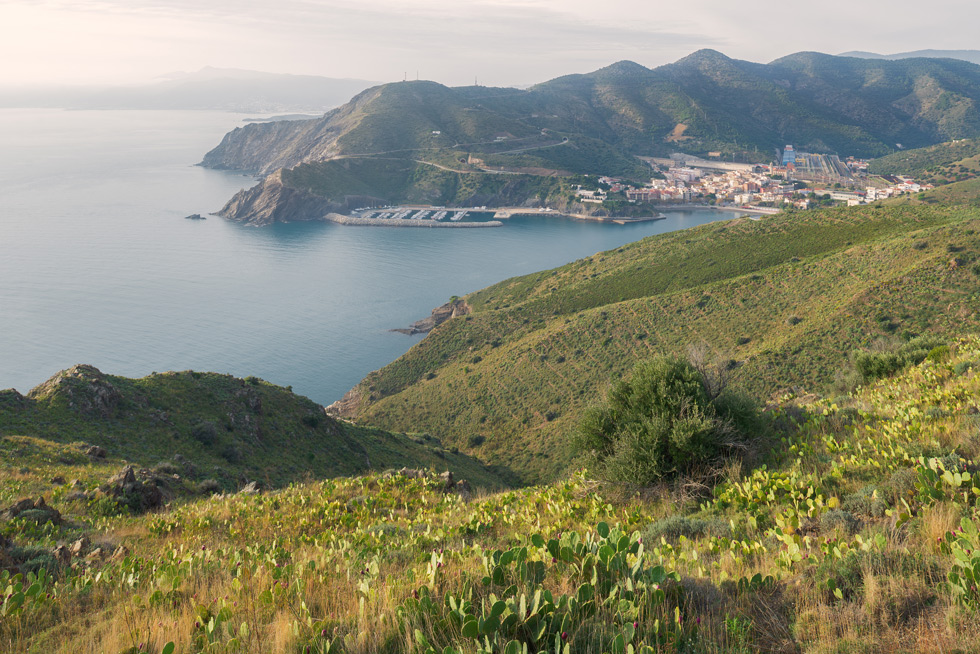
left=0, top=108, right=738, bottom=404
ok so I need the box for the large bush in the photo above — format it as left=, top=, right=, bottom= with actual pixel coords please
left=574, top=356, right=758, bottom=486
left=852, top=335, right=946, bottom=383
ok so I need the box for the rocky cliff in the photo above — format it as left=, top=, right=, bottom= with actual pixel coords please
left=391, top=298, right=471, bottom=335
left=215, top=171, right=338, bottom=226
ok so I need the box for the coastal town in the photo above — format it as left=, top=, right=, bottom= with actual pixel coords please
left=333, top=145, right=939, bottom=226
left=583, top=146, right=933, bottom=213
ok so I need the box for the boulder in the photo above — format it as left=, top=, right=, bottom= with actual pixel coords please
left=455, top=479, right=473, bottom=501
left=52, top=545, right=71, bottom=565
left=236, top=387, right=263, bottom=414
left=100, top=466, right=169, bottom=513
left=86, top=445, right=108, bottom=459
left=50, top=475, right=67, bottom=485
left=3, top=497, right=62, bottom=524
left=70, top=537, right=90, bottom=556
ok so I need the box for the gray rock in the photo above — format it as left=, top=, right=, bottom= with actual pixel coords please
left=101, top=466, right=168, bottom=513
left=3, top=497, right=62, bottom=524
left=86, top=445, right=108, bottom=459
left=52, top=545, right=71, bottom=565
left=70, top=537, right=90, bottom=555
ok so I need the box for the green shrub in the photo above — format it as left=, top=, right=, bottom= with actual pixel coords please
left=954, top=360, right=975, bottom=375
left=821, top=509, right=860, bottom=535
left=152, top=461, right=180, bottom=476
left=642, top=515, right=731, bottom=543
left=853, top=351, right=904, bottom=382
left=842, top=487, right=888, bottom=518
left=220, top=445, right=243, bottom=464
left=574, top=356, right=759, bottom=485
left=190, top=421, right=217, bottom=446
left=197, top=479, right=222, bottom=495
left=853, top=336, right=947, bottom=383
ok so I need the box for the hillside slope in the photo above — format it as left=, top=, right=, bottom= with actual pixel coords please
left=7, top=338, right=980, bottom=652
left=339, top=201, right=980, bottom=483
left=869, top=137, right=980, bottom=184
left=202, top=51, right=980, bottom=224
left=0, top=365, right=513, bottom=490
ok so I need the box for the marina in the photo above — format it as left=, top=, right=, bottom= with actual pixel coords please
left=343, top=205, right=665, bottom=227
left=351, top=206, right=482, bottom=223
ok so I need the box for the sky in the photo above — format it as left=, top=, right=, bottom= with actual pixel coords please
left=1, top=0, right=978, bottom=88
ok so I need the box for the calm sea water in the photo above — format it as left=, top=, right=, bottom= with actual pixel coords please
left=0, top=109, right=737, bottom=404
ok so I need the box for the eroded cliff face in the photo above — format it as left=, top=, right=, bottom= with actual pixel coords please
left=216, top=171, right=338, bottom=226
left=200, top=118, right=328, bottom=175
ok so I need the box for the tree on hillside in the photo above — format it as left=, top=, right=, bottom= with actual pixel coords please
left=574, top=355, right=759, bottom=486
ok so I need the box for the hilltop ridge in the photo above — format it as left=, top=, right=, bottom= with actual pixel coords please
left=0, top=364, right=513, bottom=490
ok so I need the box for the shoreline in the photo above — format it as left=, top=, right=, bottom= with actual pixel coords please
left=494, top=209, right=665, bottom=224
left=660, top=204, right=782, bottom=216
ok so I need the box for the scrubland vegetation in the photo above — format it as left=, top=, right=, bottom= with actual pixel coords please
left=5, top=335, right=980, bottom=652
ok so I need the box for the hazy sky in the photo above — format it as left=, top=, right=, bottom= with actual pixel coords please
left=2, top=0, right=977, bottom=87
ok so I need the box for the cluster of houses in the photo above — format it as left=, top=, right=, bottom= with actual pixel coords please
left=579, top=150, right=934, bottom=211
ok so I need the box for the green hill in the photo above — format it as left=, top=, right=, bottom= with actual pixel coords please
left=7, top=338, right=980, bottom=652
left=338, top=200, right=980, bottom=484
left=0, top=365, right=513, bottom=491
left=202, top=51, right=980, bottom=225
left=869, top=137, right=980, bottom=184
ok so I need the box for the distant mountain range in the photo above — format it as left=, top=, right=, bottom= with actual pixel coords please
left=0, top=67, right=377, bottom=113
left=201, top=49, right=980, bottom=225
left=841, top=50, right=980, bottom=65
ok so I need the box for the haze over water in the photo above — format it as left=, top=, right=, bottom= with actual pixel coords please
left=0, top=108, right=737, bottom=404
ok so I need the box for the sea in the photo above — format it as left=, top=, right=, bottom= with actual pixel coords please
left=0, top=108, right=739, bottom=404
